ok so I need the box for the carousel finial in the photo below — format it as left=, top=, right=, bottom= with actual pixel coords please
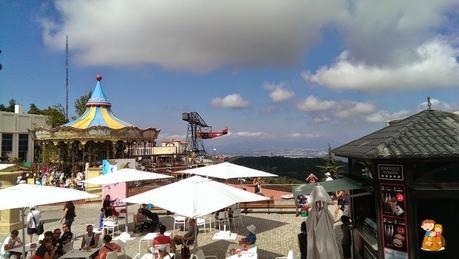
left=96, top=74, right=103, bottom=81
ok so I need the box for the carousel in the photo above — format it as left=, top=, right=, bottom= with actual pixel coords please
left=32, top=75, right=159, bottom=170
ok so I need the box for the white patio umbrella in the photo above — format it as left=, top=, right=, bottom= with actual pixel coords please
left=0, top=184, right=97, bottom=256
left=123, top=175, right=268, bottom=218
left=178, top=162, right=278, bottom=180
left=306, top=185, right=340, bottom=259
left=123, top=175, right=268, bottom=250
left=82, top=168, right=173, bottom=231
left=81, top=168, right=172, bottom=185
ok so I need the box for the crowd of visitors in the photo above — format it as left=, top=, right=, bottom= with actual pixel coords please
left=17, top=166, right=86, bottom=190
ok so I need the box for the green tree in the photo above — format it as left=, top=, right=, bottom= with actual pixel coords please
left=7, top=98, right=16, bottom=112
left=28, top=103, right=42, bottom=114
left=0, top=104, right=6, bottom=111
left=41, top=104, right=68, bottom=128
left=316, top=144, right=344, bottom=178
left=74, top=91, right=92, bottom=117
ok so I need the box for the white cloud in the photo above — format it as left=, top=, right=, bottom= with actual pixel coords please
left=41, top=0, right=345, bottom=72
left=211, top=94, right=249, bottom=109
left=366, top=110, right=410, bottom=123
left=336, top=101, right=376, bottom=118
left=313, top=116, right=331, bottom=123
left=263, top=82, right=295, bottom=102
left=297, top=96, right=336, bottom=112
left=304, top=38, right=459, bottom=91
left=289, top=133, right=321, bottom=138
left=233, top=131, right=270, bottom=138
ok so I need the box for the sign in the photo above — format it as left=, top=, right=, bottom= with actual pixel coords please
left=380, top=183, right=410, bottom=258
left=383, top=217, right=407, bottom=251
left=420, top=219, right=446, bottom=252
left=378, top=164, right=404, bottom=181
left=381, top=185, right=406, bottom=217
left=101, top=159, right=136, bottom=207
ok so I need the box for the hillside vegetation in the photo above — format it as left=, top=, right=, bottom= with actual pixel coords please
left=228, top=156, right=347, bottom=184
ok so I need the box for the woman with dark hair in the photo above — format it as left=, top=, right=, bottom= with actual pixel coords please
left=33, top=237, right=56, bottom=259
left=61, top=201, right=76, bottom=228
left=298, top=221, right=307, bottom=259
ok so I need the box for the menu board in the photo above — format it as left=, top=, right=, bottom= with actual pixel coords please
left=381, top=185, right=406, bottom=217
left=380, top=183, right=409, bottom=258
left=378, top=164, right=404, bottom=181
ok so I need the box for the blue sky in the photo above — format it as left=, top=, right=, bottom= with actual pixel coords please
left=1, top=0, right=459, bottom=154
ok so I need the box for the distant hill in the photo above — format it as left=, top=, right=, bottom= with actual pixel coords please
left=228, top=156, right=347, bottom=184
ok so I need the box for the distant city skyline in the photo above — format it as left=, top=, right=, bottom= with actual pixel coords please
left=1, top=1, right=458, bottom=154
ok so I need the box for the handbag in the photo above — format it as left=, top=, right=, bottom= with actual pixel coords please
left=31, top=213, right=44, bottom=235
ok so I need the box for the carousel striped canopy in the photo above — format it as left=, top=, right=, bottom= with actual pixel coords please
left=64, top=76, right=132, bottom=130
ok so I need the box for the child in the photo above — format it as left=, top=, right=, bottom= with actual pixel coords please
left=99, top=208, right=105, bottom=230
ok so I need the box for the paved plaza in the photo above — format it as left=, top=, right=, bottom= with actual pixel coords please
left=1, top=203, right=345, bottom=259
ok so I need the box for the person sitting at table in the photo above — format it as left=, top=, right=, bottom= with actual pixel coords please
left=81, top=225, right=100, bottom=250
left=239, top=225, right=256, bottom=245
left=150, top=225, right=175, bottom=253
left=139, top=204, right=160, bottom=232
left=156, top=244, right=173, bottom=259
left=60, top=224, right=74, bottom=253
left=97, top=235, right=121, bottom=259
left=173, top=218, right=197, bottom=246
left=52, top=228, right=64, bottom=258
left=33, top=237, right=57, bottom=259
left=133, top=208, right=150, bottom=233
left=0, top=230, right=23, bottom=258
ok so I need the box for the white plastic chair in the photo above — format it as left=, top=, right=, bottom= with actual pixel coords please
left=173, top=216, right=186, bottom=232
left=104, top=219, right=120, bottom=236
left=230, top=209, right=243, bottom=229
left=190, top=249, right=217, bottom=259
left=106, top=251, right=118, bottom=259
left=216, top=211, right=230, bottom=231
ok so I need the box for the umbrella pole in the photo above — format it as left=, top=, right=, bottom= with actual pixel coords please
left=21, top=208, right=26, bottom=259
left=125, top=204, right=128, bottom=232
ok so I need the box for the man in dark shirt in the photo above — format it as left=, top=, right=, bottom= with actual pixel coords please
left=139, top=204, right=159, bottom=231
left=341, top=216, right=352, bottom=259
left=60, top=223, right=73, bottom=252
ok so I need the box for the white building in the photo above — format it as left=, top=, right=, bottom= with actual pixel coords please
left=0, top=105, right=50, bottom=162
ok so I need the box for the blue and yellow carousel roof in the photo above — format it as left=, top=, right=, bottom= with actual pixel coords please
left=64, top=75, right=133, bottom=130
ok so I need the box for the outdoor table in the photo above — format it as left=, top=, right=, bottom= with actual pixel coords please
left=212, top=231, right=237, bottom=240
left=138, top=232, right=171, bottom=254
left=225, top=244, right=257, bottom=259
left=60, top=248, right=100, bottom=259
left=7, top=243, right=37, bottom=254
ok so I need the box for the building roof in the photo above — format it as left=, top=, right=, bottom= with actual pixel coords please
left=332, top=109, right=459, bottom=159
left=63, top=75, right=133, bottom=130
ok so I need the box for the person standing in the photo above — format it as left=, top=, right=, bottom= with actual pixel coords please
left=341, top=216, right=352, bottom=259
left=61, top=201, right=76, bottom=228
left=27, top=207, right=41, bottom=243
left=298, top=222, right=307, bottom=259
left=253, top=177, right=263, bottom=194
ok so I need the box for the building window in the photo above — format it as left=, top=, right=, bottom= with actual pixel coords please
left=18, top=134, right=29, bottom=162
left=1, top=133, right=13, bottom=159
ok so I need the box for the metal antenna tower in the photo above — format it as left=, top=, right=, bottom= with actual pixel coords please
left=65, top=35, right=69, bottom=120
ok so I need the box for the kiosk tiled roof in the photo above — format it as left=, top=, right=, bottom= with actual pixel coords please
left=333, top=109, right=459, bottom=159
